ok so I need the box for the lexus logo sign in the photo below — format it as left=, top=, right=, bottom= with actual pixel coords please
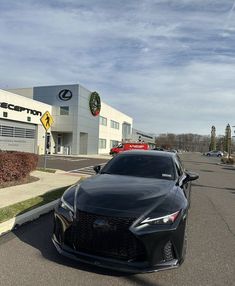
left=58, top=89, right=73, bottom=101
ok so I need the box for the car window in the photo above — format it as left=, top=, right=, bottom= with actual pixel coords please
left=174, top=157, right=183, bottom=177
left=101, top=154, right=176, bottom=180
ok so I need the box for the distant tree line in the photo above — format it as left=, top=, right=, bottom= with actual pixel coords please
left=155, top=133, right=211, bottom=153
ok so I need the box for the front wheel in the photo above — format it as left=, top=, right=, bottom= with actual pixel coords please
left=182, top=218, right=188, bottom=261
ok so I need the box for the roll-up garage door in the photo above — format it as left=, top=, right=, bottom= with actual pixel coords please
left=0, top=119, right=36, bottom=153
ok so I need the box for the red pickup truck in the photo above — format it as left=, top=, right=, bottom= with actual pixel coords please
left=110, top=142, right=149, bottom=155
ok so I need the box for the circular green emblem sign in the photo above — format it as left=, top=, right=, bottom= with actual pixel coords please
left=89, top=91, right=101, bottom=116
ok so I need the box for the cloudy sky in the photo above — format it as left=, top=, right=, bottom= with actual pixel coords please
left=1, top=0, right=235, bottom=135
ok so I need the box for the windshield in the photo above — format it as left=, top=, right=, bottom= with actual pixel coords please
left=101, top=154, right=175, bottom=180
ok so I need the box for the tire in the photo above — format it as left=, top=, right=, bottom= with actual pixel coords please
left=206, top=154, right=210, bottom=156
left=183, top=230, right=187, bottom=259
left=182, top=217, right=188, bottom=261
left=217, top=154, right=222, bottom=157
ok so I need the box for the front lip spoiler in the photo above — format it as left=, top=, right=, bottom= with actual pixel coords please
left=52, top=236, right=180, bottom=274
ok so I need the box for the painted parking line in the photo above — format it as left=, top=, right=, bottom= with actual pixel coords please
left=68, top=163, right=107, bottom=175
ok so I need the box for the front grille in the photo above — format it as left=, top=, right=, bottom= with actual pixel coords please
left=64, top=210, right=146, bottom=261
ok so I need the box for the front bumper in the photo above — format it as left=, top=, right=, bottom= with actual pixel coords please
left=52, top=235, right=180, bottom=273
left=52, top=205, right=187, bottom=273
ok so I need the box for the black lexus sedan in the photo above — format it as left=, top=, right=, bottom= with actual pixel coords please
left=52, top=150, right=199, bottom=273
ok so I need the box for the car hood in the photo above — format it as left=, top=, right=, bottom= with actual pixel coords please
left=76, top=174, right=176, bottom=217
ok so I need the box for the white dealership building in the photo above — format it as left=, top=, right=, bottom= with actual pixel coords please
left=0, top=84, right=133, bottom=155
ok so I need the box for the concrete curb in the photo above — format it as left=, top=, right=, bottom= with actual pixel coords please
left=0, top=199, right=59, bottom=237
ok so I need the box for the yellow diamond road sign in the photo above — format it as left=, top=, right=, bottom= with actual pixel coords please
left=40, top=111, right=54, bottom=131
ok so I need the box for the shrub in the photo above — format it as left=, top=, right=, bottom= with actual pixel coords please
left=0, top=151, right=38, bottom=185
left=221, top=156, right=234, bottom=165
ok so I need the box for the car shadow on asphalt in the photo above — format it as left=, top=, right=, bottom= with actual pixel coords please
left=12, top=212, right=163, bottom=286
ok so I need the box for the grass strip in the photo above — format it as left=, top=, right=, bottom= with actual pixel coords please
left=0, top=185, right=71, bottom=224
left=36, top=168, right=57, bottom=173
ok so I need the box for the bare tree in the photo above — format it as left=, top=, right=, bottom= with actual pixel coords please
left=155, top=133, right=210, bottom=152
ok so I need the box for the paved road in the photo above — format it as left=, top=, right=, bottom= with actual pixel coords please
left=37, top=155, right=109, bottom=174
left=1, top=153, right=235, bottom=286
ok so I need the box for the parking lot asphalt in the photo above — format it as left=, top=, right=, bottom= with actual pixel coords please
left=37, top=155, right=109, bottom=172
left=0, top=153, right=235, bottom=286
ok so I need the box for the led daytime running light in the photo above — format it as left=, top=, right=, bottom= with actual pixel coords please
left=61, top=197, right=74, bottom=212
left=141, top=211, right=180, bottom=225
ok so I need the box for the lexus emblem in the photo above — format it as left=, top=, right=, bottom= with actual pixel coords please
left=58, top=89, right=73, bottom=101
left=93, top=218, right=110, bottom=231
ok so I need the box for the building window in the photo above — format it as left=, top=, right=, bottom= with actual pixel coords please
left=3, top=112, right=8, bottom=118
left=111, top=120, right=119, bottom=130
left=99, top=138, right=106, bottom=149
left=0, top=125, right=35, bottom=139
left=122, top=122, right=132, bottom=139
left=110, top=140, right=119, bottom=148
left=1, top=125, right=13, bottom=137
left=99, top=116, right=107, bottom=126
left=14, top=127, right=25, bottom=138
left=25, top=129, right=36, bottom=139
left=60, top=106, right=69, bottom=115
left=27, top=117, right=31, bottom=122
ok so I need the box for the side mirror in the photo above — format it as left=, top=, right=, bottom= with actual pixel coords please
left=93, top=165, right=101, bottom=174
left=179, top=171, right=199, bottom=187
left=185, top=171, right=199, bottom=182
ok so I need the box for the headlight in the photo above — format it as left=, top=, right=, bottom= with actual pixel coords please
left=140, top=211, right=180, bottom=225
left=60, top=185, right=78, bottom=212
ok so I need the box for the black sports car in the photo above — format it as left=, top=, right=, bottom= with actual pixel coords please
left=52, top=150, right=198, bottom=273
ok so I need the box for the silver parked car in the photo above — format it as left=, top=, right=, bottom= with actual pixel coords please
left=206, top=150, right=223, bottom=157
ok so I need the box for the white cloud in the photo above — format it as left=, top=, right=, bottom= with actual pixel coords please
left=0, top=0, right=235, bottom=135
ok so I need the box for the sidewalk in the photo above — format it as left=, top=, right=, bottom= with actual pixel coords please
left=0, top=170, right=81, bottom=209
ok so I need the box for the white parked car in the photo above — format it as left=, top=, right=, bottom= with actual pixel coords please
left=206, top=150, right=223, bottom=157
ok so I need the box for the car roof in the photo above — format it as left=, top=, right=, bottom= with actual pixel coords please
left=118, top=150, right=176, bottom=158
